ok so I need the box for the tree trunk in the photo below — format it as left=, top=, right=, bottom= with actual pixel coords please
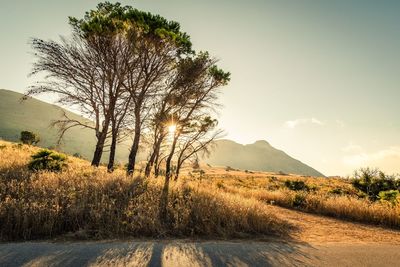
left=107, top=129, right=118, bottom=172
left=159, top=174, right=170, bottom=224
left=91, top=139, right=105, bottom=166
left=145, top=151, right=156, bottom=177
left=154, top=152, right=161, bottom=177
left=127, top=113, right=141, bottom=175
left=159, top=134, right=180, bottom=223
left=145, top=136, right=163, bottom=177
left=174, top=151, right=184, bottom=181
left=174, top=163, right=181, bottom=181
left=91, top=120, right=110, bottom=166
left=165, top=135, right=179, bottom=179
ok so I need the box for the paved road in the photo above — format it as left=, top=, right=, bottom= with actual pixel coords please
left=0, top=240, right=399, bottom=267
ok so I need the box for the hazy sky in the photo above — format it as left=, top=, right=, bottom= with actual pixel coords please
left=1, top=0, right=400, bottom=176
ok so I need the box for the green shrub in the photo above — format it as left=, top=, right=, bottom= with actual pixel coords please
left=216, top=181, right=225, bottom=189
left=225, top=166, right=235, bottom=171
left=28, top=149, right=67, bottom=172
left=284, top=180, right=309, bottom=191
left=20, top=131, right=40, bottom=145
left=292, top=193, right=306, bottom=208
left=352, top=168, right=400, bottom=201
left=329, top=188, right=343, bottom=195
left=378, top=190, right=399, bottom=205
left=73, top=152, right=82, bottom=158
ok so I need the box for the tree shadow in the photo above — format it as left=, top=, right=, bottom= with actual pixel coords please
left=0, top=241, right=153, bottom=266
left=0, top=239, right=318, bottom=267
left=153, top=239, right=317, bottom=267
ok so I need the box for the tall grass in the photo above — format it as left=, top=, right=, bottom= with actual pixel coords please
left=220, top=181, right=400, bottom=228
left=0, top=141, right=289, bottom=241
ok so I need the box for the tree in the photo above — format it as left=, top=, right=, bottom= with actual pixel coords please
left=173, top=116, right=222, bottom=180
left=28, top=27, right=131, bottom=168
left=70, top=2, right=193, bottom=175
left=158, top=52, right=230, bottom=222
left=20, top=131, right=40, bottom=145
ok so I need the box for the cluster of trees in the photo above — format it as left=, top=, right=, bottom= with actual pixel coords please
left=28, top=2, right=230, bottom=180
left=28, top=2, right=230, bottom=222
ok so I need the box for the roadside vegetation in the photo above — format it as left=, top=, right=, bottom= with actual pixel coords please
left=207, top=169, right=400, bottom=229
left=1, top=140, right=400, bottom=241
left=0, top=141, right=289, bottom=241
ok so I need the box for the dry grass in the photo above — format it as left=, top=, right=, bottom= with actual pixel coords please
left=2, top=140, right=399, bottom=242
left=0, top=141, right=289, bottom=241
left=203, top=175, right=400, bottom=229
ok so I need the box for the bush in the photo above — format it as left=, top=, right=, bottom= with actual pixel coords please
left=352, top=168, right=400, bottom=201
left=378, top=190, right=399, bottom=205
left=20, top=131, right=40, bottom=145
left=73, top=152, right=82, bottom=158
left=284, top=180, right=309, bottom=191
left=329, top=188, right=343, bottom=195
left=28, top=149, right=67, bottom=172
left=292, top=193, right=306, bottom=208
left=225, top=166, right=235, bottom=171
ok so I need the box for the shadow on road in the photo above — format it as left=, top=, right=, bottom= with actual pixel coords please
left=0, top=239, right=316, bottom=266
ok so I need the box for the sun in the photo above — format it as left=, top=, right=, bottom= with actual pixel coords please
left=168, top=124, right=177, bottom=134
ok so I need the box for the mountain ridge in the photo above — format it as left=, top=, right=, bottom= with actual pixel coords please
left=0, top=89, right=324, bottom=176
left=206, top=138, right=324, bottom=177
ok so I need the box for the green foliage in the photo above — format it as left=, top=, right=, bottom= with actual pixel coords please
left=209, top=65, right=231, bottom=85
left=284, top=180, right=309, bottom=191
left=28, top=149, right=67, bottom=172
left=352, top=168, right=400, bottom=201
left=378, top=190, right=399, bottom=205
left=20, top=131, right=40, bottom=145
left=73, top=152, right=82, bottom=158
left=69, top=1, right=193, bottom=54
left=329, top=188, right=344, bottom=195
left=225, top=166, right=235, bottom=171
left=216, top=181, right=225, bottom=189
left=292, top=193, right=307, bottom=208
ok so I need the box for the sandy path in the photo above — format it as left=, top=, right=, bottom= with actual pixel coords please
left=267, top=205, right=400, bottom=244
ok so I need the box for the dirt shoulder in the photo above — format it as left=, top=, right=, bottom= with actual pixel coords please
left=268, top=204, right=400, bottom=244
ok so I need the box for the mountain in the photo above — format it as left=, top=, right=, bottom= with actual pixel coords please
left=0, top=89, right=131, bottom=162
left=205, top=139, right=324, bottom=177
left=0, top=89, right=323, bottom=176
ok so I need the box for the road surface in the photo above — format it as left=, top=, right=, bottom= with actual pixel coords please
left=0, top=240, right=400, bottom=266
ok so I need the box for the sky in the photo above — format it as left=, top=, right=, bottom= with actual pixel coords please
left=1, top=0, right=400, bottom=176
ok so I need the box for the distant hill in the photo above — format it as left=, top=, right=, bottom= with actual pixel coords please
left=205, top=139, right=324, bottom=177
left=0, top=89, right=324, bottom=176
left=0, top=89, right=131, bottom=163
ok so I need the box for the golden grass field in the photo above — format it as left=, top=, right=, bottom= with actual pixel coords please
left=0, top=140, right=399, bottom=242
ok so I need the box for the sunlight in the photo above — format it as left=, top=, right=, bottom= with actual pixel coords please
left=168, top=124, right=177, bottom=134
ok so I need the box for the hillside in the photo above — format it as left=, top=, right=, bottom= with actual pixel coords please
left=206, top=139, right=324, bottom=177
left=0, top=89, right=131, bottom=163
left=0, top=89, right=323, bottom=176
